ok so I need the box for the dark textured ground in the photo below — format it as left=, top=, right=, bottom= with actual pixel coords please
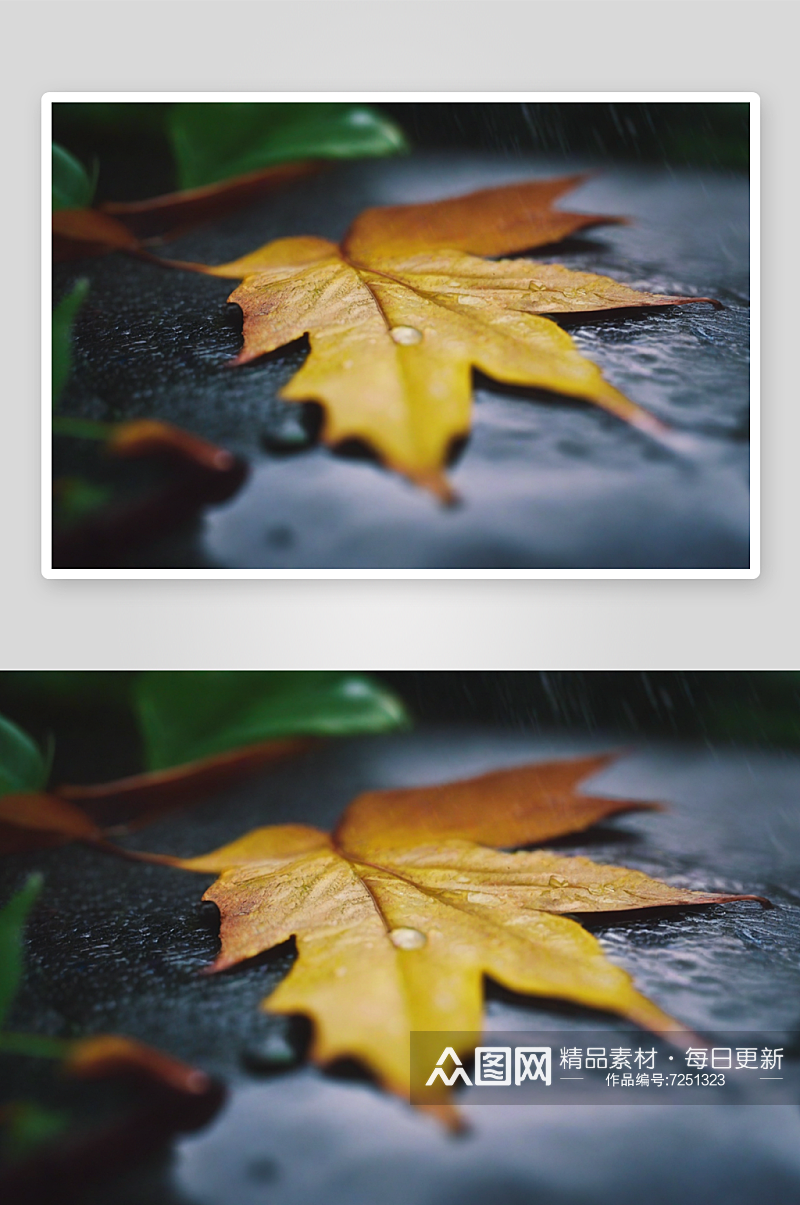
left=2, top=726, right=798, bottom=1203
left=53, top=152, right=750, bottom=569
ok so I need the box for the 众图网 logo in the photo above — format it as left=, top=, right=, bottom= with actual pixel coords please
left=426, top=1046, right=552, bottom=1087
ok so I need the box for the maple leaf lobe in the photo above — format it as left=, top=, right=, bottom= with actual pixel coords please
left=179, top=176, right=718, bottom=497
left=341, top=175, right=624, bottom=261
left=168, top=754, right=760, bottom=1108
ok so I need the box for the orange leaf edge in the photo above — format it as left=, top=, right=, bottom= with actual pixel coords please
left=65, top=1034, right=212, bottom=1097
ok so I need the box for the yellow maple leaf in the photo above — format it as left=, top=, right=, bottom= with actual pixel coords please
left=163, top=753, right=760, bottom=1116
left=181, top=176, right=718, bottom=499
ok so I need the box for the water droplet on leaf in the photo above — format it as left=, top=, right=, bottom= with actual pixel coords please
left=390, top=326, right=423, bottom=346
left=467, top=891, right=495, bottom=905
left=389, top=927, right=427, bottom=949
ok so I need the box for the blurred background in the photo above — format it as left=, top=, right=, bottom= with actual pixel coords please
left=53, top=101, right=749, bottom=204
left=0, top=672, right=797, bottom=788
left=381, top=101, right=749, bottom=170
left=2, top=670, right=798, bottom=1205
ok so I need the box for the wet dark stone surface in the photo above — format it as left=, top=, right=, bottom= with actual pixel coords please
left=2, top=726, right=798, bottom=1203
left=54, top=152, right=750, bottom=569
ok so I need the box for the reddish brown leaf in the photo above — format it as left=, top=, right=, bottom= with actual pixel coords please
left=56, top=736, right=315, bottom=829
left=100, top=161, right=320, bottom=239
left=65, top=1035, right=213, bottom=1097
left=52, top=208, right=141, bottom=261
left=0, top=793, right=102, bottom=849
left=180, top=176, right=719, bottom=496
left=52, top=424, right=248, bottom=570
left=334, top=751, right=660, bottom=851
left=342, top=174, right=626, bottom=262
left=106, top=419, right=239, bottom=474
left=164, top=753, right=765, bottom=1114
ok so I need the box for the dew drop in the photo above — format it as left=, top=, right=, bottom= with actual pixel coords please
left=390, top=326, right=423, bottom=346
left=389, top=927, right=427, bottom=950
left=548, top=875, right=569, bottom=888
left=457, top=295, right=482, bottom=306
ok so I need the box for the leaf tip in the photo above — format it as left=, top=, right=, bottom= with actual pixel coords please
left=723, top=893, right=773, bottom=909
left=419, top=1101, right=469, bottom=1133
left=411, top=469, right=459, bottom=505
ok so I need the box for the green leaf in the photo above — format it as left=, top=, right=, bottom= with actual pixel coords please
left=133, top=671, right=410, bottom=771
left=52, top=142, right=95, bottom=211
left=0, top=1101, right=70, bottom=1162
left=54, top=476, right=114, bottom=528
left=52, top=278, right=89, bottom=405
left=169, top=102, right=408, bottom=191
left=0, top=715, right=49, bottom=799
left=0, top=875, right=43, bottom=1028
left=52, top=417, right=112, bottom=441
left=0, top=1032, right=68, bottom=1058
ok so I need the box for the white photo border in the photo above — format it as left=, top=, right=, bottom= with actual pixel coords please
left=42, top=91, right=760, bottom=580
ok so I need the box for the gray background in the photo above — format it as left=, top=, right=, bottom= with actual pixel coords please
left=0, top=0, right=793, bottom=663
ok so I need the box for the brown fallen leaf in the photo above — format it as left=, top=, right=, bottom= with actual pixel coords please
left=0, top=793, right=103, bottom=855
left=57, top=736, right=315, bottom=830
left=160, top=752, right=762, bottom=1115
left=52, top=208, right=142, bottom=262
left=0, top=738, right=314, bottom=853
left=105, top=419, right=240, bottom=474
left=52, top=421, right=248, bottom=570
left=2, top=1036, right=224, bottom=1205
left=176, top=175, right=719, bottom=499
left=65, top=1034, right=213, bottom=1098
left=99, top=160, right=320, bottom=240
left=53, top=163, right=320, bottom=262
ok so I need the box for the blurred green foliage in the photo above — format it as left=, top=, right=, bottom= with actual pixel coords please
left=52, top=278, right=89, bottom=406
left=0, top=875, right=43, bottom=1028
left=0, top=672, right=410, bottom=783
left=0, top=1101, right=69, bottom=1163
left=52, top=101, right=407, bottom=202
left=0, top=718, right=49, bottom=800
left=0, top=675, right=798, bottom=797
left=381, top=101, right=750, bottom=172
left=0, top=877, right=71, bottom=1161
left=51, top=143, right=96, bottom=212
left=134, top=670, right=410, bottom=770
left=52, top=477, right=114, bottom=529
left=169, top=102, right=408, bottom=190
left=382, top=672, right=800, bottom=747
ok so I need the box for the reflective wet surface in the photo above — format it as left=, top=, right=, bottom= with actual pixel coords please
left=55, top=153, right=750, bottom=569
left=3, top=727, right=797, bottom=1203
